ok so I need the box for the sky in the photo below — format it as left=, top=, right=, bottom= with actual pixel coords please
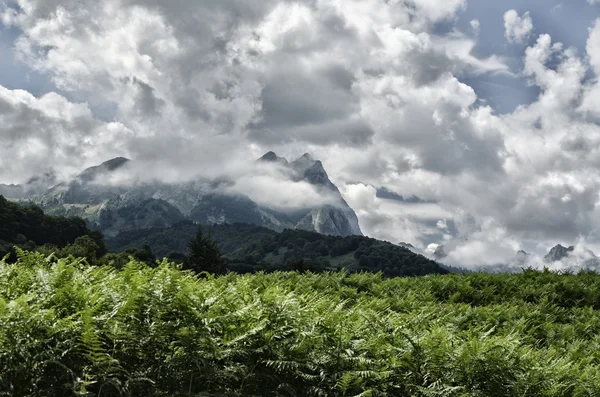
left=1, top=0, right=600, bottom=268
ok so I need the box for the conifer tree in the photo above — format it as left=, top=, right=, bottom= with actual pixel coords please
left=184, top=224, right=226, bottom=274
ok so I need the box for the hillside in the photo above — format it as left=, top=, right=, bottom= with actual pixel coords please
left=0, top=195, right=104, bottom=258
left=107, top=221, right=447, bottom=277
left=3, top=252, right=600, bottom=396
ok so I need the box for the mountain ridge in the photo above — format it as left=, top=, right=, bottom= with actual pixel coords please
left=15, top=153, right=363, bottom=238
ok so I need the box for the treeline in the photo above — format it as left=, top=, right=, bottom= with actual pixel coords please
left=108, top=221, right=447, bottom=277
left=0, top=195, right=105, bottom=259
left=0, top=196, right=156, bottom=268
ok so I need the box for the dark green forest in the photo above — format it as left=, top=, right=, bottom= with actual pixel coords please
left=0, top=195, right=105, bottom=260
left=107, top=221, right=447, bottom=277
left=1, top=196, right=157, bottom=268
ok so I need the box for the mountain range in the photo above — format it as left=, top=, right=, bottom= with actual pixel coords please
left=6, top=155, right=600, bottom=273
left=8, top=153, right=362, bottom=238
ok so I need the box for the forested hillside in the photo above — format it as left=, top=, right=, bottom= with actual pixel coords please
left=3, top=252, right=600, bottom=396
left=0, top=195, right=105, bottom=258
left=107, top=221, right=447, bottom=277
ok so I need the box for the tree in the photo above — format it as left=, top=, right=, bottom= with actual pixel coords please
left=184, top=225, right=226, bottom=275
left=60, top=236, right=102, bottom=262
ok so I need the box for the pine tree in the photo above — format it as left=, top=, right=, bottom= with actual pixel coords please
left=184, top=225, right=226, bottom=274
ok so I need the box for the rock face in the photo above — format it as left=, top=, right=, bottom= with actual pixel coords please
left=18, top=153, right=363, bottom=238
left=544, top=245, right=575, bottom=262
left=541, top=244, right=600, bottom=270
left=268, top=153, right=362, bottom=236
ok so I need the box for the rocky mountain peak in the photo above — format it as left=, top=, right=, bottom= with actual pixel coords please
left=25, top=152, right=363, bottom=238
left=303, top=161, right=334, bottom=187
left=78, top=157, right=130, bottom=183
left=259, top=152, right=336, bottom=190
left=289, top=154, right=336, bottom=188
left=259, top=151, right=289, bottom=165
left=290, top=153, right=316, bottom=170
left=544, top=244, right=575, bottom=262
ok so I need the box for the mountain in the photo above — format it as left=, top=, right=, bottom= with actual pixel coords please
left=18, top=153, right=363, bottom=238
left=544, top=244, right=575, bottom=262
left=541, top=244, right=600, bottom=271
left=77, top=157, right=130, bottom=183
left=0, top=171, right=57, bottom=199
left=434, top=245, right=447, bottom=259
left=107, top=221, right=447, bottom=277
left=259, top=152, right=362, bottom=236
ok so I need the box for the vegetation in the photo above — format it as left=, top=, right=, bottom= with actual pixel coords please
left=2, top=252, right=600, bottom=396
left=108, top=222, right=447, bottom=277
left=1, top=197, right=445, bottom=277
left=0, top=195, right=105, bottom=260
left=183, top=225, right=226, bottom=274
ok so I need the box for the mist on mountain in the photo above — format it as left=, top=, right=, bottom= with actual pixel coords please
left=11, top=152, right=363, bottom=239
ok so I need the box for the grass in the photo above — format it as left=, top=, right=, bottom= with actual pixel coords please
left=2, top=250, right=600, bottom=396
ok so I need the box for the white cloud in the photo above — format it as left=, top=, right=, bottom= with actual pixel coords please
left=504, top=10, right=533, bottom=44
left=587, top=19, right=600, bottom=74
left=0, top=85, right=133, bottom=183
left=341, top=183, right=455, bottom=248
left=580, top=19, right=600, bottom=119
left=470, top=19, right=480, bottom=36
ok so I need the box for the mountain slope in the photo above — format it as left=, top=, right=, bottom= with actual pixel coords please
left=544, top=245, right=575, bottom=262
left=0, top=195, right=104, bottom=257
left=260, top=152, right=362, bottom=236
left=107, top=221, right=446, bottom=277
left=22, top=153, right=363, bottom=238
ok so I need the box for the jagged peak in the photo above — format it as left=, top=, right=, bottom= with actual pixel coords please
left=290, top=153, right=319, bottom=173
left=291, top=152, right=316, bottom=165
left=259, top=151, right=288, bottom=165
left=544, top=244, right=575, bottom=262
left=261, top=151, right=278, bottom=160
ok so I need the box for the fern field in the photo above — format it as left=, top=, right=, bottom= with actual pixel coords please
left=2, top=252, right=600, bottom=396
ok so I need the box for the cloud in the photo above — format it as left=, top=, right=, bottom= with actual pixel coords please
left=470, top=19, right=480, bottom=36
left=225, top=172, right=339, bottom=211
left=0, top=85, right=133, bottom=183
left=0, top=0, right=500, bottom=185
left=504, top=10, right=533, bottom=44
left=341, top=183, right=454, bottom=248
